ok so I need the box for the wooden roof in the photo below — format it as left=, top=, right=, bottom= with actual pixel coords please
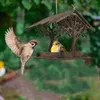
left=27, top=10, right=72, bottom=28
left=27, top=9, right=94, bottom=31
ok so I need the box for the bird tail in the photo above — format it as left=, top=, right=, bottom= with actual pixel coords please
left=21, top=63, right=25, bottom=75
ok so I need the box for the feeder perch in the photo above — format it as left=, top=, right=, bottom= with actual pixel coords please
left=36, top=52, right=87, bottom=60
left=27, top=7, right=94, bottom=60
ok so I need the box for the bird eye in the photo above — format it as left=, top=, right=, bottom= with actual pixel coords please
left=56, top=43, right=59, bottom=45
left=32, top=43, right=35, bottom=47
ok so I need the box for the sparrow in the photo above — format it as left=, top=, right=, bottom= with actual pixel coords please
left=51, top=41, right=67, bottom=54
left=0, top=61, right=6, bottom=77
left=5, top=28, right=38, bottom=75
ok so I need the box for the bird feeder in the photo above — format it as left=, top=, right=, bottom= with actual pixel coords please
left=27, top=7, right=94, bottom=60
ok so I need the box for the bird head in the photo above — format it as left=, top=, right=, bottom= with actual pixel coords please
left=29, top=40, right=38, bottom=48
left=0, top=61, right=4, bottom=69
left=53, top=41, right=60, bottom=46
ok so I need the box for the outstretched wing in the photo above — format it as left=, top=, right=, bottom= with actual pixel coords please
left=5, top=27, right=23, bottom=56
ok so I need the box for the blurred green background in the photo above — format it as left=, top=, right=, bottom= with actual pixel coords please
left=0, top=0, right=100, bottom=100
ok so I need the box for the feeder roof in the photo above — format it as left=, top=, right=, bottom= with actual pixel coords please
left=27, top=9, right=94, bottom=31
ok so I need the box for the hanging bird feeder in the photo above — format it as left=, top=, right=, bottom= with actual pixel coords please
left=27, top=7, right=94, bottom=60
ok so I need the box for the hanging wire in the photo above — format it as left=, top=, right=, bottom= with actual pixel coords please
left=56, top=0, right=58, bottom=14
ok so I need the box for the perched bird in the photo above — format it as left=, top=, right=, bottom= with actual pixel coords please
left=5, top=28, right=38, bottom=75
left=0, top=61, right=6, bottom=77
left=51, top=41, right=67, bottom=53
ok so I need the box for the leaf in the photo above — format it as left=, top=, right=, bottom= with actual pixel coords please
left=33, top=0, right=40, bottom=5
left=41, top=0, right=52, bottom=10
left=17, top=96, right=26, bottom=100
left=49, top=23, right=53, bottom=29
left=0, top=37, right=6, bottom=52
left=0, top=0, right=16, bottom=7
left=16, top=23, right=24, bottom=35
left=0, top=0, right=7, bottom=6
left=22, top=0, right=32, bottom=10
left=58, top=0, right=62, bottom=4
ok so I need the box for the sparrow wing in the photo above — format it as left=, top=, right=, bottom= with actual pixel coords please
left=5, top=27, right=23, bottom=56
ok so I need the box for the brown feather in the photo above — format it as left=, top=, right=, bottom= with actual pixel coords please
left=5, top=27, right=23, bottom=56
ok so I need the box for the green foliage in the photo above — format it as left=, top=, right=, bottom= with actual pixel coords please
left=58, top=35, right=73, bottom=51
left=28, top=59, right=97, bottom=94
left=22, top=0, right=32, bottom=10
left=17, top=96, right=27, bottom=100
left=67, top=0, right=74, bottom=5
left=34, top=0, right=40, bottom=5
left=61, top=78, right=100, bottom=100
left=41, top=0, right=52, bottom=10
left=1, top=87, right=26, bottom=100
left=0, top=35, right=6, bottom=52
left=89, top=27, right=100, bottom=66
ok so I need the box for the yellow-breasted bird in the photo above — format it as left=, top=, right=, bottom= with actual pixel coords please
left=51, top=41, right=67, bottom=54
left=0, top=61, right=6, bottom=77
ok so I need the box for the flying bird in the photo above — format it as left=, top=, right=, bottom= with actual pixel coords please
left=5, top=28, right=38, bottom=75
left=51, top=41, right=67, bottom=54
